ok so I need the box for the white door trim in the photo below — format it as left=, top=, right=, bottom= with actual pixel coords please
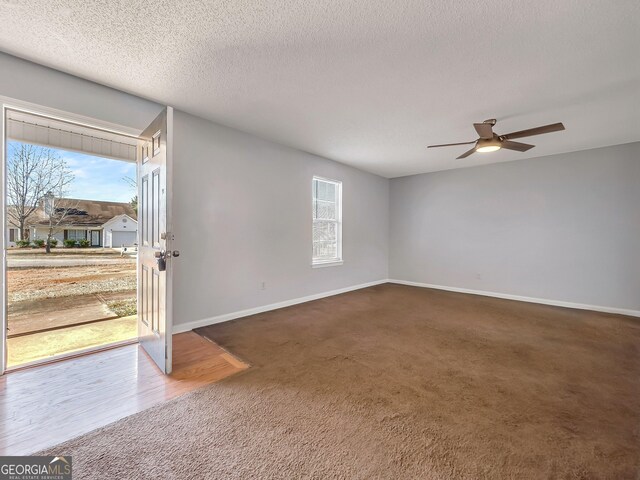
left=165, top=106, right=174, bottom=372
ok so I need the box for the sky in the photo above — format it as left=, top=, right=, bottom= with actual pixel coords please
left=9, top=142, right=137, bottom=203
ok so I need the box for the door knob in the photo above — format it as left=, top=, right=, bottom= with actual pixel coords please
left=172, top=250, right=180, bottom=257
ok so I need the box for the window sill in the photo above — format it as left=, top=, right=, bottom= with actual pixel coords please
left=312, top=260, right=344, bottom=268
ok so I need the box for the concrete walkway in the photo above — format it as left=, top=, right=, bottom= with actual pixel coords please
left=7, top=315, right=137, bottom=368
left=8, top=294, right=120, bottom=337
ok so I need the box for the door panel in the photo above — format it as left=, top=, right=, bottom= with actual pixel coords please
left=141, top=176, right=149, bottom=246
left=152, top=168, right=161, bottom=248
left=137, top=108, right=173, bottom=374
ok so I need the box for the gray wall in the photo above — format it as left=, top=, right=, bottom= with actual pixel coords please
left=390, top=142, right=640, bottom=311
left=171, top=111, right=389, bottom=326
left=0, top=52, right=162, bottom=130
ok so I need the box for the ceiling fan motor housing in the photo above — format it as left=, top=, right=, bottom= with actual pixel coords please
left=476, top=136, right=501, bottom=149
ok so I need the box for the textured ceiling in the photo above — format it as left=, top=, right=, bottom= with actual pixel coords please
left=0, top=0, right=638, bottom=177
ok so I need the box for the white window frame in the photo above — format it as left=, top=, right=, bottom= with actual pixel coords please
left=312, top=176, right=343, bottom=267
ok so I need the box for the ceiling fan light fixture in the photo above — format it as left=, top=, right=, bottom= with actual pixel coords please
left=476, top=145, right=501, bottom=153
left=475, top=138, right=501, bottom=153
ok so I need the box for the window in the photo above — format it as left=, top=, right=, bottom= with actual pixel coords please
left=65, top=230, right=87, bottom=241
left=312, top=176, right=342, bottom=266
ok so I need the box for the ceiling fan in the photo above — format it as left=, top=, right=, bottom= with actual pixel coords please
left=428, top=119, right=565, bottom=159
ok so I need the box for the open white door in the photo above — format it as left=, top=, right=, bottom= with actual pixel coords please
left=138, top=107, right=173, bottom=374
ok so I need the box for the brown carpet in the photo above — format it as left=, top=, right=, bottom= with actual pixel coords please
left=40, top=284, right=640, bottom=479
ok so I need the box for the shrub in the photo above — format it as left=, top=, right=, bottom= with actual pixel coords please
left=16, top=239, right=30, bottom=248
left=63, top=239, right=77, bottom=248
left=78, top=239, right=90, bottom=248
left=49, top=238, right=59, bottom=248
left=33, top=239, right=45, bottom=248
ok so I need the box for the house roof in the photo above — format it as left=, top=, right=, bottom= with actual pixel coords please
left=21, top=198, right=137, bottom=228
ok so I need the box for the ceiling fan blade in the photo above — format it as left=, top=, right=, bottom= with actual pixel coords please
left=501, top=140, right=535, bottom=152
left=501, top=122, right=565, bottom=140
left=428, top=141, right=476, bottom=148
left=457, top=147, right=477, bottom=159
left=474, top=123, right=494, bottom=139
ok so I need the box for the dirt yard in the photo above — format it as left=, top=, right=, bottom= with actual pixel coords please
left=7, top=263, right=136, bottom=303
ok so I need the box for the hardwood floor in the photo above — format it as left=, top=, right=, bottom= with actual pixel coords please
left=0, top=332, right=248, bottom=455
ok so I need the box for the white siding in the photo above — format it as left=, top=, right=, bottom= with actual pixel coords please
left=110, top=231, right=137, bottom=247
left=32, top=227, right=65, bottom=244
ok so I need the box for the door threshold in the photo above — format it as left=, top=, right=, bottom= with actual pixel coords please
left=5, top=338, right=139, bottom=373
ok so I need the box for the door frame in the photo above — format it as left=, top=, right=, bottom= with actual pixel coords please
left=0, top=95, right=145, bottom=375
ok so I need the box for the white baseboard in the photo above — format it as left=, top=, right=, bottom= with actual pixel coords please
left=174, top=278, right=639, bottom=334
left=387, top=279, right=640, bottom=318
left=173, top=279, right=388, bottom=334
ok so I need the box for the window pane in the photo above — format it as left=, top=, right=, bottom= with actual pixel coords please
left=313, top=200, right=336, bottom=220
left=313, top=220, right=336, bottom=242
left=313, top=241, right=337, bottom=259
left=316, top=181, right=335, bottom=202
left=68, top=230, right=87, bottom=241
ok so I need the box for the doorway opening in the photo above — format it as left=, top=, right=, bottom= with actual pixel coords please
left=4, top=108, right=139, bottom=369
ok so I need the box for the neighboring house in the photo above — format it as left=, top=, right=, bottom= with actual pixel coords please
left=7, top=227, right=29, bottom=246
left=6, top=198, right=137, bottom=248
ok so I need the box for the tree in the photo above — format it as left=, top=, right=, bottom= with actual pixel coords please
left=129, top=195, right=138, bottom=215
left=6, top=143, right=74, bottom=241
left=43, top=193, right=79, bottom=254
left=122, top=176, right=138, bottom=214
